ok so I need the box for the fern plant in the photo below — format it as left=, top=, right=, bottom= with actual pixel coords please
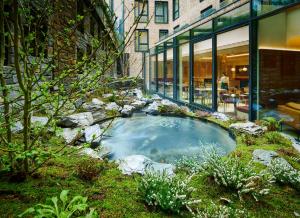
left=19, top=190, right=98, bottom=218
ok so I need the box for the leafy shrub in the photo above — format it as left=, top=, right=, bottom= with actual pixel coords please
left=176, top=156, right=204, bottom=174
left=203, top=152, right=271, bottom=201
left=268, top=158, right=300, bottom=191
left=264, top=132, right=288, bottom=145
left=194, top=202, right=248, bottom=218
left=241, top=134, right=256, bottom=146
left=138, top=170, right=200, bottom=214
left=19, top=190, right=98, bottom=218
left=260, top=117, right=281, bottom=131
left=75, top=158, right=104, bottom=181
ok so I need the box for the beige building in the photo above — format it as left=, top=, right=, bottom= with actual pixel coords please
left=108, top=0, right=242, bottom=77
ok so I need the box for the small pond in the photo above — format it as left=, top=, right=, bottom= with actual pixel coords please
left=101, top=114, right=236, bottom=163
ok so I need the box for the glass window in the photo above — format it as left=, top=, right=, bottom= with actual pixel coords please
left=159, top=29, right=169, bottom=40
left=145, top=53, right=150, bottom=91
left=173, top=0, right=179, bottom=20
left=253, top=0, right=298, bottom=16
left=200, top=5, right=214, bottom=19
left=135, top=0, right=148, bottom=23
left=214, top=3, right=250, bottom=31
left=150, top=55, right=157, bottom=92
left=177, top=43, right=190, bottom=102
left=155, top=1, right=169, bottom=23
left=135, top=29, right=149, bottom=52
left=256, top=5, right=300, bottom=135
left=217, top=26, right=250, bottom=120
left=193, top=39, right=213, bottom=108
left=166, top=48, right=174, bottom=98
left=191, top=21, right=212, bottom=38
left=157, top=52, right=165, bottom=94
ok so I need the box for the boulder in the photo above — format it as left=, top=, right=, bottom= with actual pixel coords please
left=84, top=124, right=103, bottom=147
left=212, top=112, right=230, bottom=121
left=74, top=98, right=85, bottom=109
left=117, top=155, right=175, bottom=176
left=229, top=122, right=266, bottom=136
left=105, top=102, right=120, bottom=111
left=133, top=88, right=143, bottom=99
left=121, top=105, right=136, bottom=117
left=131, top=100, right=146, bottom=109
left=92, top=111, right=107, bottom=123
left=60, top=128, right=82, bottom=144
left=151, top=94, right=162, bottom=101
left=31, top=116, right=49, bottom=127
left=253, top=149, right=278, bottom=166
left=280, top=133, right=300, bottom=153
left=11, top=121, right=24, bottom=133
left=58, top=112, right=94, bottom=128
left=144, top=101, right=161, bottom=115
left=79, top=148, right=102, bottom=159
left=82, top=98, right=105, bottom=112
left=161, top=99, right=178, bottom=107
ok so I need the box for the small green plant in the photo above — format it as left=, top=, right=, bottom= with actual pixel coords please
left=19, top=190, right=98, bottom=217
left=75, top=158, right=104, bottom=181
left=268, top=158, right=300, bottom=191
left=203, top=152, right=271, bottom=201
left=138, top=170, right=200, bottom=214
left=260, top=117, right=281, bottom=131
left=176, top=155, right=204, bottom=174
left=194, top=202, right=248, bottom=218
left=241, top=134, right=256, bottom=146
left=264, top=132, right=288, bottom=145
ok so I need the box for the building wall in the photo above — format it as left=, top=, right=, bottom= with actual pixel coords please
left=111, top=0, right=243, bottom=77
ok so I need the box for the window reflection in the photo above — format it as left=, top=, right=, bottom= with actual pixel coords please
left=177, top=43, right=190, bottom=102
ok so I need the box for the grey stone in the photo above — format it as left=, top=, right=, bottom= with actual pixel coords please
left=121, top=105, right=135, bottom=117
left=144, top=101, right=161, bottom=115
left=79, top=148, right=102, bottom=159
left=59, top=128, right=82, bottom=144
left=229, top=122, right=266, bottom=136
left=92, top=98, right=105, bottom=106
left=105, top=102, right=120, bottom=111
left=84, top=124, right=103, bottom=146
left=253, top=149, right=279, bottom=166
left=280, top=133, right=300, bottom=153
left=92, top=111, right=107, bottom=123
left=58, top=112, right=94, bottom=128
left=117, top=155, right=174, bottom=176
left=102, top=93, right=113, bottom=98
left=151, top=94, right=162, bottom=101
left=212, top=112, right=230, bottom=121
left=74, top=98, right=85, bottom=109
left=131, top=100, right=146, bottom=109
left=161, top=99, right=178, bottom=107
left=11, top=121, right=24, bottom=133
left=31, top=116, right=49, bottom=127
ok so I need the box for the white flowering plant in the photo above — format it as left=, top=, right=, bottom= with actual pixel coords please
left=194, top=202, right=248, bottom=218
left=138, top=170, right=201, bottom=214
left=176, top=155, right=204, bottom=174
left=268, top=158, right=300, bottom=191
left=203, top=152, right=271, bottom=201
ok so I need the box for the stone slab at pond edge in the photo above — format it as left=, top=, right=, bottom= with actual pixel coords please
left=58, top=112, right=94, bottom=128
left=117, top=155, right=175, bottom=176
left=229, top=122, right=266, bottom=136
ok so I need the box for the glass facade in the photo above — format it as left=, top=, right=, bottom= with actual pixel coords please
left=193, top=39, right=213, bottom=108
left=217, top=26, right=250, bottom=119
left=144, top=1, right=300, bottom=135
left=256, top=4, right=300, bottom=133
left=177, top=43, right=190, bottom=102
left=150, top=55, right=157, bottom=92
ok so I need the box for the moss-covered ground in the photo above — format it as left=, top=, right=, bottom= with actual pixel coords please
left=0, top=117, right=300, bottom=217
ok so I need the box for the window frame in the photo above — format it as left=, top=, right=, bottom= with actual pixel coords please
left=173, top=0, right=179, bottom=20
left=134, top=0, right=149, bottom=23
left=135, top=29, right=149, bottom=52
left=155, top=1, right=169, bottom=24
left=159, top=29, right=169, bottom=39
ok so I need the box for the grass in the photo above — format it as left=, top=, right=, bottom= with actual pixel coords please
left=0, top=120, right=300, bottom=217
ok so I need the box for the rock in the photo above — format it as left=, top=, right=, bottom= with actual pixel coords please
left=280, top=133, right=300, bottom=153
left=131, top=100, right=146, bottom=109
left=74, top=98, right=85, bottom=109
left=144, top=101, right=161, bottom=115
left=102, top=93, right=113, bottom=98
left=92, top=98, right=105, bottom=106
left=117, top=155, right=175, bottom=176
left=99, top=146, right=112, bottom=159
left=133, top=88, right=143, bottom=99
left=58, top=112, right=94, bottom=128
left=161, top=99, right=178, bottom=107
left=79, top=148, right=102, bottom=159
left=11, top=121, right=24, bottom=133
left=212, top=112, right=230, bottom=121
left=92, top=111, right=107, bottom=123
left=60, top=128, right=82, bottom=144
left=31, top=116, right=49, bottom=127
left=105, top=102, right=121, bottom=111
left=253, top=149, right=279, bottom=165
left=151, top=94, right=162, bottom=101
left=121, top=105, right=135, bottom=117
left=84, top=124, right=103, bottom=147
left=82, top=98, right=105, bottom=112
left=229, top=122, right=266, bottom=136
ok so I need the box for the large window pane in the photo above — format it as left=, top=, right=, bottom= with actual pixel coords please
left=217, top=26, right=250, bottom=120
left=253, top=0, right=298, bottom=16
left=191, top=21, right=212, bottom=38
left=157, top=52, right=164, bottom=94
left=135, top=0, right=148, bottom=23
left=145, top=54, right=150, bottom=91
left=193, top=39, right=213, bottom=108
left=135, top=29, right=149, bottom=52
left=150, top=55, right=157, bottom=92
left=257, top=5, right=300, bottom=135
left=177, top=43, right=190, bottom=102
left=155, top=1, right=168, bottom=23
left=166, top=48, right=174, bottom=98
